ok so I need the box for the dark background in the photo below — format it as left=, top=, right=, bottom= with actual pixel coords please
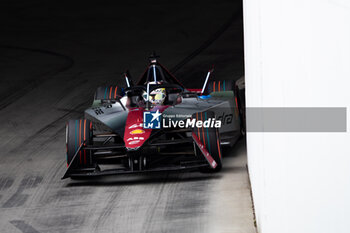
left=0, top=1, right=245, bottom=232
left=0, top=0, right=244, bottom=94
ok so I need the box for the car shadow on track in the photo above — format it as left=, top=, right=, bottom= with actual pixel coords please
left=64, top=172, right=221, bottom=187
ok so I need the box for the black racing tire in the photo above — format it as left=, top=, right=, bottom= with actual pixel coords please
left=234, top=77, right=246, bottom=136
left=95, top=85, right=123, bottom=100
left=66, top=119, right=93, bottom=168
left=207, top=79, right=246, bottom=137
left=192, top=111, right=222, bottom=172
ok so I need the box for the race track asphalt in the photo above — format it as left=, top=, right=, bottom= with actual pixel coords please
left=0, top=1, right=255, bottom=232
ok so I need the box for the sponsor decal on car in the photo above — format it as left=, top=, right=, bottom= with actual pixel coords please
left=129, top=140, right=140, bottom=145
left=130, top=129, right=145, bottom=135
left=217, top=112, right=233, bottom=125
left=129, top=123, right=143, bottom=129
left=127, top=137, right=145, bottom=141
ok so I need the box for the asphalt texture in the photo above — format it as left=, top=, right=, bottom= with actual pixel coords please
left=0, top=0, right=255, bottom=232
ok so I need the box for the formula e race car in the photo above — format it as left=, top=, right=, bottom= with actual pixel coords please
left=62, top=55, right=245, bottom=179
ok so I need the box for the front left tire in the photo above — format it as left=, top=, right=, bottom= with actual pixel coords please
left=192, top=111, right=222, bottom=172
left=66, top=119, right=93, bottom=168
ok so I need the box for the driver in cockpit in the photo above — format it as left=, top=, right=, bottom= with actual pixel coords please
left=142, top=87, right=166, bottom=106
left=125, top=81, right=182, bottom=108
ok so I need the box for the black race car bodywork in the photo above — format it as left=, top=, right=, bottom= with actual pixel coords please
left=62, top=56, right=245, bottom=179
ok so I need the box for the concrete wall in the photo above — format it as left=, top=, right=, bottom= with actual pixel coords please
left=243, top=0, right=350, bottom=232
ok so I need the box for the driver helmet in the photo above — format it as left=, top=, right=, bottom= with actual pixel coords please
left=150, top=88, right=166, bottom=105
left=142, top=82, right=166, bottom=105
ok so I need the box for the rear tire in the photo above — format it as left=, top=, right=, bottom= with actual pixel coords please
left=192, top=111, right=222, bottom=172
left=66, top=119, right=93, bottom=168
left=207, top=79, right=246, bottom=137
left=95, top=85, right=122, bottom=100
left=207, top=80, right=235, bottom=93
left=235, top=77, right=246, bottom=136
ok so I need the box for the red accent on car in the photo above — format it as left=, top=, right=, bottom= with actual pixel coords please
left=234, top=96, right=240, bottom=118
left=200, top=112, right=206, bottom=147
left=187, top=88, right=202, bottom=93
